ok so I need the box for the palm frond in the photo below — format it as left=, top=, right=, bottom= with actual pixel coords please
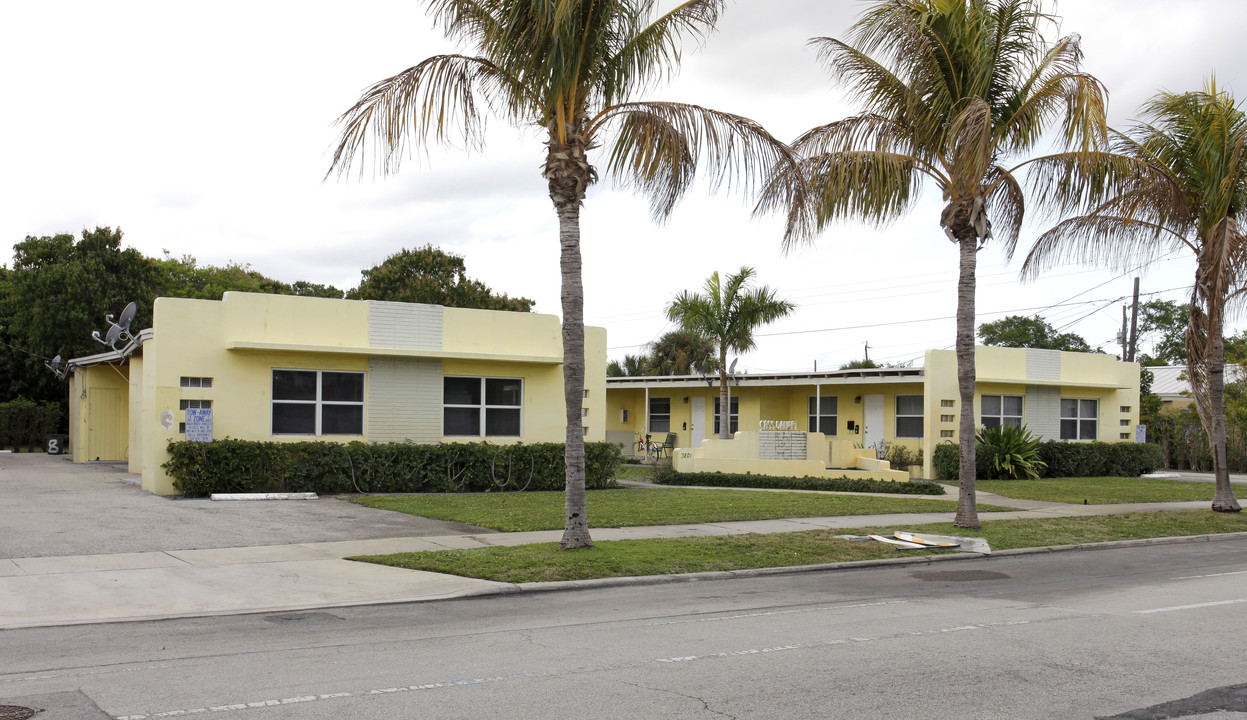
left=606, top=0, right=725, bottom=102
left=798, top=150, right=923, bottom=230
left=809, top=38, right=918, bottom=128
left=592, top=101, right=795, bottom=221
left=1020, top=214, right=1182, bottom=280
left=327, top=54, right=525, bottom=178
left=984, top=166, right=1024, bottom=259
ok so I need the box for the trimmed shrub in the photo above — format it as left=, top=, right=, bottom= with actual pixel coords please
left=0, top=399, right=63, bottom=449
left=164, top=439, right=622, bottom=497
left=651, top=466, right=944, bottom=495
left=933, top=439, right=1161, bottom=479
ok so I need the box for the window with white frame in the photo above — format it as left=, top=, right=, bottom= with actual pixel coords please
left=808, top=396, right=837, bottom=435
left=272, top=370, right=364, bottom=435
left=713, top=396, right=740, bottom=434
left=649, top=397, right=671, bottom=433
left=1060, top=398, right=1098, bottom=440
left=895, top=395, right=924, bottom=438
left=981, top=394, right=1023, bottom=429
left=444, top=376, right=522, bottom=437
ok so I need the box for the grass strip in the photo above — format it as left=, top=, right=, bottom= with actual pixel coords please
left=351, top=510, right=1247, bottom=583
left=353, top=488, right=1006, bottom=532
left=975, top=477, right=1218, bottom=504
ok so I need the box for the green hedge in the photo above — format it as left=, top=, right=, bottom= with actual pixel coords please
left=0, top=399, right=63, bottom=449
left=932, top=440, right=1163, bottom=480
left=164, top=439, right=622, bottom=497
left=651, top=466, right=945, bottom=495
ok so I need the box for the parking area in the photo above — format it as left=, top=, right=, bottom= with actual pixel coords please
left=0, top=453, right=492, bottom=559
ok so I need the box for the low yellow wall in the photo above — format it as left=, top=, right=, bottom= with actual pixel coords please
left=672, top=431, right=910, bottom=482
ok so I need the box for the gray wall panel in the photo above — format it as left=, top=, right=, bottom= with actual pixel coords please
left=368, top=302, right=443, bottom=350
left=367, top=357, right=443, bottom=443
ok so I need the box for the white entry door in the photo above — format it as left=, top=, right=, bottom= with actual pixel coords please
left=863, top=394, right=885, bottom=452
left=690, top=396, right=706, bottom=448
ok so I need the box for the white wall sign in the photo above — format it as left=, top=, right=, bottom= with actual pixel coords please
left=159, top=410, right=175, bottom=430
left=185, top=408, right=214, bottom=443
left=759, top=420, right=797, bottom=431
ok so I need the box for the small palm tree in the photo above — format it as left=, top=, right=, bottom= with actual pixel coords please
left=328, top=0, right=794, bottom=549
left=666, top=267, right=794, bottom=439
left=758, top=0, right=1108, bottom=528
left=1022, top=81, right=1245, bottom=513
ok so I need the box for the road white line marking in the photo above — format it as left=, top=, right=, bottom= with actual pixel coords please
left=1174, top=569, right=1247, bottom=580
left=1135, top=597, right=1247, bottom=614
left=653, top=620, right=1029, bottom=664
left=649, top=600, right=909, bottom=626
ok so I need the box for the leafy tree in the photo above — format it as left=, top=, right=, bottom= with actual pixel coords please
left=1136, top=299, right=1189, bottom=365
left=666, top=267, right=794, bottom=439
left=837, top=358, right=904, bottom=370
left=1022, top=81, right=1245, bottom=512
left=153, top=254, right=335, bottom=300
left=349, top=245, right=533, bottom=311
left=647, top=330, right=717, bottom=376
left=328, top=0, right=792, bottom=549
left=758, top=0, right=1108, bottom=528
left=3, top=227, right=161, bottom=405
left=978, top=315, right=1091, bottom=352
left=289, top=281, right=346, bottom=299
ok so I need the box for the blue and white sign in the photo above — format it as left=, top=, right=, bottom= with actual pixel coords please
left=185, top=408, right=214, bottom=443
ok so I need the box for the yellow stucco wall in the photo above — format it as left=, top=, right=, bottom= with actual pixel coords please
left=68, top=363, right=130, bottom=463
left=72, top=293, right=606, bottom=495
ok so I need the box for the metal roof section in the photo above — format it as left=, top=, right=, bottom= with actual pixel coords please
left=224, top=340, right=561, bottom=365
left=1148, top=364, right=1246, bottom=400
left=606, top=366, right=925, bottom=389
left=66, top=328, right=153, bottom=371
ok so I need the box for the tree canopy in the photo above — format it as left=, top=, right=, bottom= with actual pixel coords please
left=349, top=245, right=533, bottom=311
left=978, top=315, right=1092, bottom=352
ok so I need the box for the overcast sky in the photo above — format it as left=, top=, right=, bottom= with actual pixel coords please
left=3, top=1, right=1244, bottom=372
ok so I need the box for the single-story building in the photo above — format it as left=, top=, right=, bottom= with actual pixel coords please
left=604, top=347, right=1141, bottom=479
left=68, top=292, right=607, bottom=494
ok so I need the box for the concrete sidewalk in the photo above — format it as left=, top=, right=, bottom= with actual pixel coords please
left=0, top=491, right=1216, bottom=631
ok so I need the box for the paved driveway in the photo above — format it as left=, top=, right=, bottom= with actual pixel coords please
left=0, top=453, right=492, bottom=559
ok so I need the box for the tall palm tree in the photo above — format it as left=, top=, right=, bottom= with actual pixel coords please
left=328, top=0, right=793, bottom=549
left=758, top=0, right=1108, bottom=528
left=647, top=329, right=718, bottom=376
left=666, top=267, right=794, bottom=439
left=1022, top=81, right=1245, bottom=513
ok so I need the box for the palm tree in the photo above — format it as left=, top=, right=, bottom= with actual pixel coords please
left=1022, top=81, right=1245, bottom=513
left=647, top=329, right=718, bottom=376
left=757, top=0, right=1108, bottom=528
left=328, top=0, right=793, bottom=549
left=607, top=353, right=650, bottom=377
left=666, top=267, right=794, bottom=439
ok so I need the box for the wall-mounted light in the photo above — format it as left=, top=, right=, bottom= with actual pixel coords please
left=854, top=396, right=861, bottom=404
left=683, top=396, right=689, bottom=404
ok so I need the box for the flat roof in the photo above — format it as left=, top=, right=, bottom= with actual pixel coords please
left=606, top=367, right=925, bottom=389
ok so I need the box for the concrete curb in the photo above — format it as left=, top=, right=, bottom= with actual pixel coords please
left=209, top=493, right=319, bottom=501
left=509, top=530, right=1247, bottom=595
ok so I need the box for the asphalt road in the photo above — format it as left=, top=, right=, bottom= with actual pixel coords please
left=3, top=537, right=1246, bottom=719
left=0, top=454, right=490, bottom=558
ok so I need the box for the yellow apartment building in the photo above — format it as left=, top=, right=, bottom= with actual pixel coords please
left=605, top=346, right=1141, bottom=479
left=67, top=292, right=606, bottom=494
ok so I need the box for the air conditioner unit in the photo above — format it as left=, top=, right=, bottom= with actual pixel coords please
left=620, top=409, right=629, bottom=423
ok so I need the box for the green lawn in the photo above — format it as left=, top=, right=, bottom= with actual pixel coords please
left=352, top=510, right=1247, bottom=583
left=975, top=477, right=1218, bottom=504
left=352, top=488, right=1009, bottom=532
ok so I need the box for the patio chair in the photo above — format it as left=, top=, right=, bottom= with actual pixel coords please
left=657, top=432, right=677, bottom=458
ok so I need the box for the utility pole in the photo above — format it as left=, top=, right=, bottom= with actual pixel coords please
left=1127, top=277, right=1140, bottom=362
left=1120, top=305, right=1128, bottom=358
left=864, top=342, right=870, bottom=362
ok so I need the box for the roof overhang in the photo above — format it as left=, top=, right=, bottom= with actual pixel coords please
left=66, top=328, right=153, bottom=371
left=225, top=341, right=562, bottom=365
left=607, top=367, right=925, bottom=389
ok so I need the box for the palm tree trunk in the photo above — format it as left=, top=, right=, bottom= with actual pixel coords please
left=545, top=124, right=595, bottom=550
left=718, top=350, right=730, bottom=440
left=953, top=233, right=980, bottom=529
left=1207, top=304, right=1242, bottom=512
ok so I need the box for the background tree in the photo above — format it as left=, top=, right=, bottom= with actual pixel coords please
left=3, top=228, right=160, bottom=405
left=646, top=330, right=717, bottom=376
left=1135, top=299, right=1190, bottom=365
left=328, top=0, right=792, bottom=549
left=1022, top=82, right=1245, bottom=512
left=349, top=245, right=533, bottom=311
left=978, top=315, right=1092, bottom=352
left=606, top=354, right=650, bottom=377
left=666, top=267, right=794, bottom=439
left=759, top=0, right=1108, bottom=528
left=154, top=254, right=345, bottom=301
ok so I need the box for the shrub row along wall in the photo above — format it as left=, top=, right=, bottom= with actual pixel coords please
left=165, top=439, right=622, bottom=497
left=653, top=467, right=945, bottom=495
left=932, top=440, right=1163, bottom=480
left=0, top=400, right=63, bottom=448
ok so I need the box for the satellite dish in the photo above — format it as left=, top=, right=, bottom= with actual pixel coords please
left=105, top=324, right=122, bottom=349
left=116, top=302, right=137, bottom=341
left=728, top=358, right=738, bottom=375
left=45, top=354, right=67, bottom=380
